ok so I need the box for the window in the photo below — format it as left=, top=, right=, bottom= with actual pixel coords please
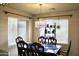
left=35, top=18, right=68, bottom=44
left=56, top=20, right=68, bottom=44
left=18, top=20, right=27, bottom=42
left=8, top=17, right=18, bottom=46
left=8, top=17, right=29, bottom=46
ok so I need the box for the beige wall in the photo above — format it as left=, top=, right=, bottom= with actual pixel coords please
left=0, top=8, right=8, bottom=52
left=0, top=6, right=32, bottom=52
left=33, top=10, right=79, bottom=56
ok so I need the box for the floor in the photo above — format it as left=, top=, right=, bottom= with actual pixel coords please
left=8, top=45, right=18, bottom=56
left=0, top=50, right=8, bottom=56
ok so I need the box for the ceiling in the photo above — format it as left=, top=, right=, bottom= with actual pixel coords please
left=7, top=3, right=79, bottom=15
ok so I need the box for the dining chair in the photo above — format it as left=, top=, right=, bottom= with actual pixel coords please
left=16, top=36, right=24, bottom=55
left=38, top=36, right=46, bottom=44
left=48, top=37, right=57, bottom=45
left=59, top=40, right=71, bottom=56
left=16, top=36, right=29, bottom=56
left=16, top=36, right=23, bottom=43
left=29, top=43, right=37, bottom=56
left=16, top=41, right=28, bottom=56
left=29, top=42, right=44, bottom=56
left=66, top=40, right=71, bottom=56
left=23, top=42, right=29, bottom=56
left=17, top=41, right=28, bottom=56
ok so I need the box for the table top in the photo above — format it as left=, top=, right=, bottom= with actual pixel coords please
left=27, top=42, right=61, bottom=54
left=43, top=44, right=61, bottom=54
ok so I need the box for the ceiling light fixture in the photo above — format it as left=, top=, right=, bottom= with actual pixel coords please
left=39, top=4, right=43, bottom=14
left=35, top=4, right=45, bottom=28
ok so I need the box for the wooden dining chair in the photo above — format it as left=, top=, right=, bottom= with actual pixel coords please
left=59, top=40, right=71, bottom=56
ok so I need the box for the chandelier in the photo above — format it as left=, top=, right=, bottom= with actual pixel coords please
left=35, top=4, right=45, bottom=28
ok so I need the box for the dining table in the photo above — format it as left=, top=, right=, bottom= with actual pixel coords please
left=42, top=44, right=61, bottom=54
left=27, top=42, right=61, bottom=55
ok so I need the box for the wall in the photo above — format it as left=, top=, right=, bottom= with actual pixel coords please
left=33, top=10, right=79, bottom=56
left=0, top=6, right=32, bottom=52
left=0, top=8, right=8, bottom=52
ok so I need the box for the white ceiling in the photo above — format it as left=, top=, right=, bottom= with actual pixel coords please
left=7, top=3, right=79, bottom=15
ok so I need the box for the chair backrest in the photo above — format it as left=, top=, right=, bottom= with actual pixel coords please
left=29, top=43, right=38, bottom=56
left=32, top=42, right=44, bottom=51
left=29, top=42, right=44, bottom=56
left=23, top=42, right=29, bottom=56
left=38, top=36, right=46, bottom=44
left=48, top=37, right=57, bottom=45
left=16, top=36, right=23, bottom=43
left=17, top=41, right=28, bottom=56
left=66, top=40, right=71, bottom=56
left=16, top=36, right=29, bottom=56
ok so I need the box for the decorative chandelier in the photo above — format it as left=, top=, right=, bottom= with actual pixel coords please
left=35, top=4, right=45, bottom=28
